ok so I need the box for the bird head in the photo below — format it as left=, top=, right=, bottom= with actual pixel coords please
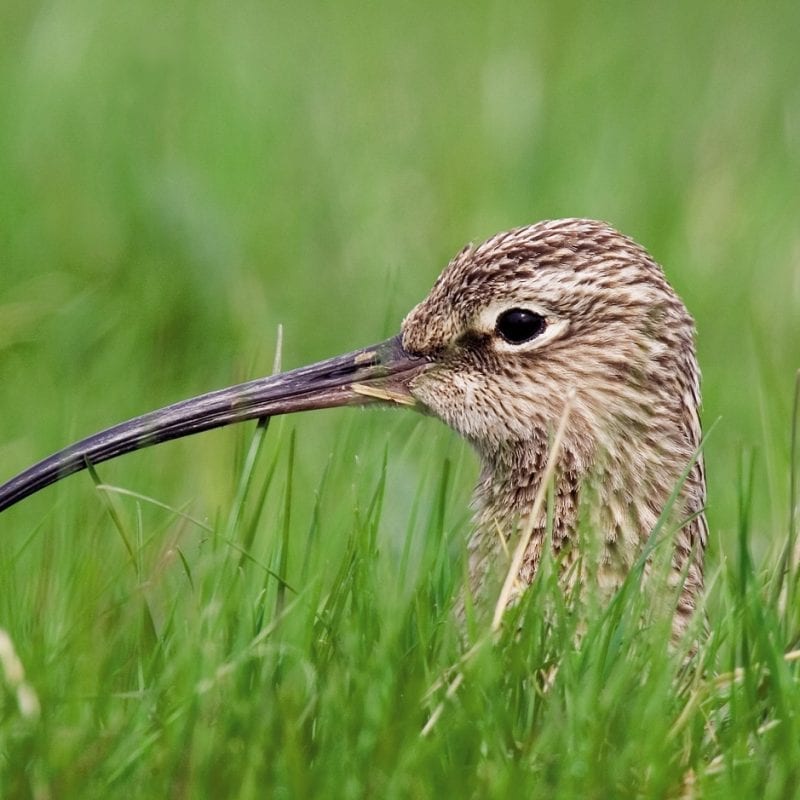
left=401, top=219, right=700, bottom=477
left=0, top=219, right=701, bottom=517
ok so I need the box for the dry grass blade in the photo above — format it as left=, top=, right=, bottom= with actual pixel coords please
left=492, top=390, right=575, bottom=632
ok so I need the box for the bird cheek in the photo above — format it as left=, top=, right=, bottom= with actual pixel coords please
left=407, top=372, right=457, bottom=421
left=409, top=370, right=493, bottom=441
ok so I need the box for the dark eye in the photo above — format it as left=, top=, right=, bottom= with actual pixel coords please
left=495, top=308, right=546, bottom=344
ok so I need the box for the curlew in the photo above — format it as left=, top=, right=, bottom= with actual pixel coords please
left=0, top=219, right=707, bottom=636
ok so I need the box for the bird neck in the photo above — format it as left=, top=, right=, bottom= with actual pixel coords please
left=468, top=439, right=581, bottom=596
left=468, top=425, right=706, bottom=616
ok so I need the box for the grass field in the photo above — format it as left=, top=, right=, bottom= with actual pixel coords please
left=1, top=0, right=800, bottom=797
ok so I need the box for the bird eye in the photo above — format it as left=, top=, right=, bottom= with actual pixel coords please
left=495, top=308, right=546, bottom=344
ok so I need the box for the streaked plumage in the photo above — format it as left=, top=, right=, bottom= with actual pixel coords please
left=401, top=219, right=706, bottom=636
left=0, top=218, right=706, bottom=637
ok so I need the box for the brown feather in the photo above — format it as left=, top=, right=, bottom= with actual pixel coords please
left=402, top=219, right=706, bottom=638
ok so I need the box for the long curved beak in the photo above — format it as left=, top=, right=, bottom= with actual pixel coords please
left=0, top=335, right=428, bottom=513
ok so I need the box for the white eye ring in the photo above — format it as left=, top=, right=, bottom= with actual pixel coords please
left=495, top=308, right=546, bottom=344
left=475, top=302, right=566, bottom=352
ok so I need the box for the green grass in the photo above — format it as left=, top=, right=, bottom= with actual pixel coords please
left=1, top=0, right=800, bottom=796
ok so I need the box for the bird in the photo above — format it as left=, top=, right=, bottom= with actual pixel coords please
left=0, top=219, right=707, bottom=638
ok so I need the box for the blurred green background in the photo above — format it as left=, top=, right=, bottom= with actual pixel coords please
left=1, top=0, right=798, bottom=581
left=2, top=1, right=800, bottom=796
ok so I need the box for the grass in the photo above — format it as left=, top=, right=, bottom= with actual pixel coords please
left=1, top=0, right=800, bottom=797
left=2, top=408, right=799, bottom=798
